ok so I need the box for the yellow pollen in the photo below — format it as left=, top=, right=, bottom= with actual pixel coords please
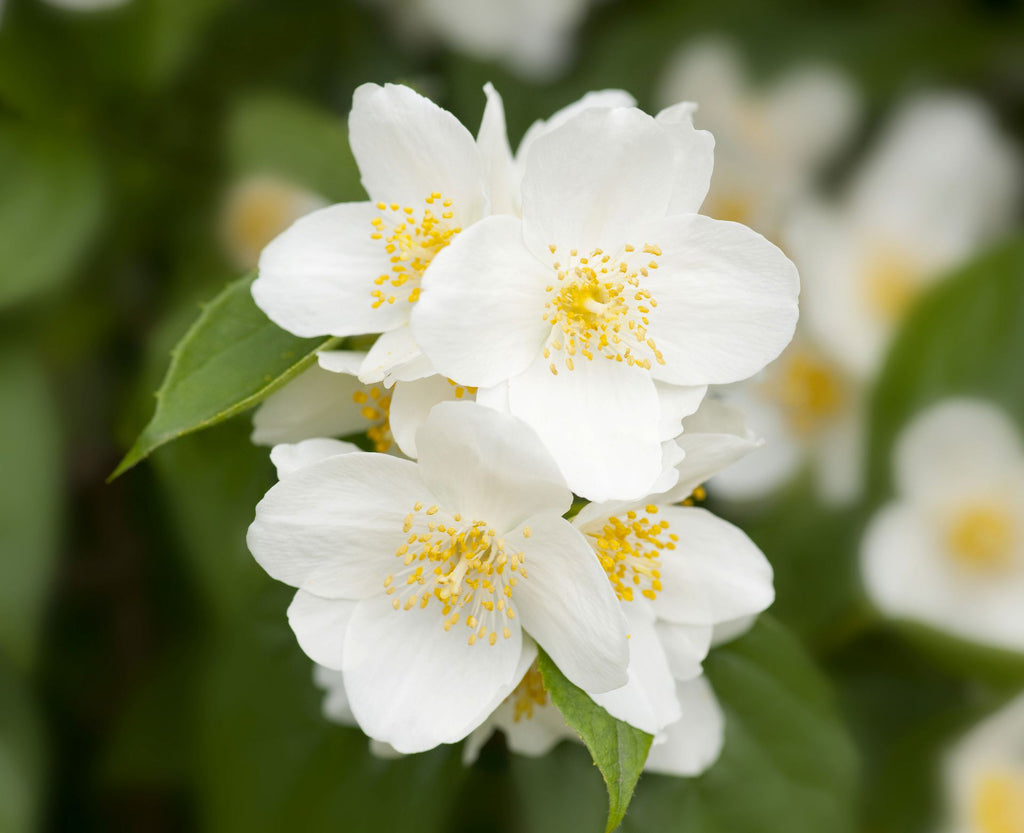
left=588, top=508, right=670, bottom=602
left=972, top=769, right=1024, bottom=833
left=369, top=193, right=460, bottom=309
left=763, top=348, right=846, bottom=436
left=512, top=665, right=548, bottom=722
left=353, top=386, right=393, bottom=452
left=542, top=243, right=665, bottom=374
left=947, top=502, right=1017, bottom=572
left=445, top=378, right=478, bottom=400
left=386, top=502, right=522, bottom=645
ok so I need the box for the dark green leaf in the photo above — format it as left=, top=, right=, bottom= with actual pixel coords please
left=111, top=273, right=339, bottom=479
left=0, top=660, right=45, bottom=833
left=536, top=649, right=653, bottom=833
left=0, top=347, right=61, bottom=671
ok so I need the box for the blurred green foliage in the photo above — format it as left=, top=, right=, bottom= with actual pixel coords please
left=0, top=0, right=1020, bottom=830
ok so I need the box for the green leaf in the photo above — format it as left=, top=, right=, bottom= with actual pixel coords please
left=868, top=234, right=1024, bottom=494
left=0, top=347, right=61, bottom=671
left=0, top=660, right=45, bottom=833
left=536, top=649, right=653, bottom=833
left=111, top=273, right=339, bottom=479
left=518, top=618, right=857, bottom=833
left=227, top=93, right=363, bottom=203
left=0, top=122, right=105, bottom=309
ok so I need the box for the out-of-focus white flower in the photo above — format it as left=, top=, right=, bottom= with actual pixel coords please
left=220, top=175, right=327, bottom=272
left=941, top=694, right=1024, bottom=833
left=657, top=38, right=860, bottom=240
left=247, top=402, right=629, bottom=754
left=412, top=103, right=798, bottom=501
left=364, top=0, right=599, bottom=80
left=42, top=0, right=132, bottom=10
left=463, top=400, right=772, bottom=775
left=794, top=94, right=1021, bottom=380
left=861, top=399, right=1024, bottom=652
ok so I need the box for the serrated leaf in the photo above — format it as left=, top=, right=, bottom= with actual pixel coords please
left=112, top=273, right=338, bottom=479
left=536, top=649, right=653, bottom=833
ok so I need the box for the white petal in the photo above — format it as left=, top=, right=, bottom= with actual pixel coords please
left=316, top=349, right=365, bottom=375
left=508, top=354, right=663, bottom=502
left=656, top=621, right=712, bottom=681
left=515, top=89, right=637, bottom=166
left=591, top=607, right=681, bottom=734
left=648, top=440, right=685, bottom=496
left=253, top=201, right=407, bottom=337
left=520, top=107, right=674, bottom=257
left=414, top=402, right=571, bottom=532
left=657, top=382, right=708, bottom=441
left=343, top=594, right=523, bottom=753
left=640, top=214, right=800, bottom=385
left=812, top=401, right=866, bottom=505
left=252, top=363, right=368, bottom=446
left=348, top=83, right=486, bottom=223
left=711, top=615, right=758, bottom=647
left=644, top=676, right=725, bottom=777
left=500, top=696, right=577, bottom=757
left=652, top=506, right=775, bottom=626
left=389, top=375, right=467, bottom=458
left=313, top=665, right=356, bottom=725
left=247, top=452, right=434, bottom=597
left=287, top=591, right=357, bottom=669
left=655, top=103, right=715, bottom=215
left=358, top=327, right=434, bottom=386
left=477, top=83, right=518, bottom=216
left=412, top=215, right=552, bottom=387
left=511, top=514, right=629, bottom=693
left=270, top=438, right=360, bottom=479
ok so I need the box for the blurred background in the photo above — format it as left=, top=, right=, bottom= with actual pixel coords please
left=1, top=0, right=1023, bottom=831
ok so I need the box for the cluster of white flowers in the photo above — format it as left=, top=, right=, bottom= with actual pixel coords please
left=245, top=81, right=800, bottom=772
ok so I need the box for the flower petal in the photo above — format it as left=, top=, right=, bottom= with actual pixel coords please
left=655, top=621, right=712, bottom=681
left=253, top=201, right=406, bottom=337
left=652, top=506, right=774, bottom=626
left=358, top=327, right=434, bottom=386
left=287, top=590, right=357, bottom=670
left=640, top=214, right=799, bottom=385
left=655, top=102, right=715, bottom=215
left=313, top=665, right=355, bottom=725
left=270, top=438, right=360, bottom=479
left=477, top=83, right=518, bottom=216
left=247, top=452, right=434, bottom=597
left=508, top=354, right=663, bottom=502
left=348, top=83, right=486, bottom=223
left=412, top=215, right=552, bottom=387
left=644, top=675, right=725, bottom=777
left=515, top=89, right=637, bottom=166
left=389, top=375, right=468, bottom=458
left=590, top=606, right=681, bottom=734
left=657, top=382, right=707, bottom=441
left=343, top=594, right=523, bottom=753
left=415, top=402, right=572, bottom=532
left=252, top=363, right=368, bottom=446
left=511, top=514, right=629, bottom=693
left=520, top=107, right=674, bottom=257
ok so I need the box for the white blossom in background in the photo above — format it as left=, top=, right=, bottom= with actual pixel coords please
left=220, top=175, right=327, bottom=272
left=940, top=694, right=1024, bottom=833
left=861, top=399, right=1024, bottom=652
left=656, top=38, right=859, bottom=240
left=362, top=0, right=601, bottom=80
left=413, top=102, right=798, bottom=501
left=709, top=93, right=1020, bottom=505
left=462, top=399, right=773, bottom=776
left=247, top=402, right=629, bottom=753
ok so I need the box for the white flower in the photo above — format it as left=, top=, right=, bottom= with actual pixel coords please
left=940, top=694, right=1024, bottom=833
left=247, top=402, right=629, bottom=753
left=220, top=175, right=328, bottom=272
left=363, top=0, right=598, bottom=80
left=657, top=38, right=860, bottom=239
left=463, top=400, right=772, bottom=773
left=411, top=104, right=799, bottom=501
left=793, top=93, right=1021, bottom=379
left=861, top=399, right=1024, bottom=652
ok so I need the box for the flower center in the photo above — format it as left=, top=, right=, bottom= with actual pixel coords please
left=541, top=244, right=666, bottom=375
left=512, top=665, right=548, bottom=722
left=972, top=768, right=1024, bottom=833
left=946, top=503, right=1017, bottom=573
left=587, top=505, right=675, bottom=602
left=446, top=378, right=477, bottom=400
left=352, top=386, right=392, bottom=452
left=369, top=193, right=461, bottom=309
left=384, top=504, right=528, bottom=646
left=763, top=348, right=846, bottom=436
left=862, top=247, right=920, bottom=323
